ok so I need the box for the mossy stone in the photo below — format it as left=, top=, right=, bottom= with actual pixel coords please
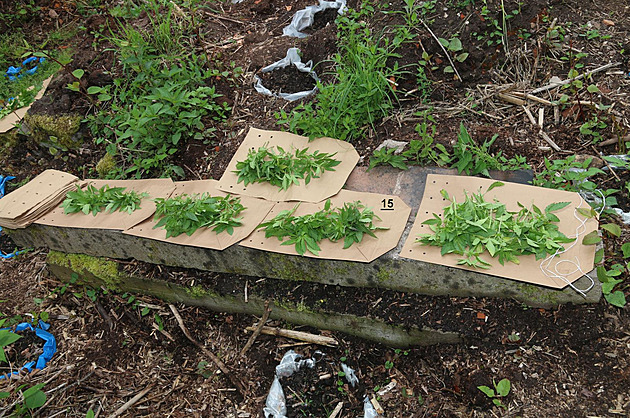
left=23, top=113, right=82, bottom=151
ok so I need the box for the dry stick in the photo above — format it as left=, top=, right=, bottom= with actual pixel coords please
left=420, top=19, right=463, bottom=82
left=522, top=105, right=562, bottom=151
left=245, top=326, right=338, bottom=347
left=202, top=10, right=246, bottom=25
left=240, top=301, right=272, bottom=356
left=107, top=384, right=154, bottom=418
left=168, top=304, right=246, bottom=396
left=531, top=62, right=621, bottom=94
left=510, top=91, right=554, bottom=106
left=328, top=402, right=344, bottom=418
left=592, top=145, right=621, bottom=182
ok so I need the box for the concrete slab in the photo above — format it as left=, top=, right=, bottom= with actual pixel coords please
left=7, top=167, right=601, bottom=308
left=46, top=251, right=462, bottom=347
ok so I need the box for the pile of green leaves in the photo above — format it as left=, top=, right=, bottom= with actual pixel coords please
left=417, top=182, right=575, bottom=269
left=62, top=184, right=148, bottom=216
left=259, top=199, right=386, bottom=255
left=452, top=123, right=528, bottom=177
left=235, top=145, right=341, bottom=190
left=153, top=193, right=245, bottom=238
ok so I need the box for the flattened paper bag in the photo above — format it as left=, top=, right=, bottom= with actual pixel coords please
left=123, top=180, right=275, bottom=251
left=401, top=174, right=598, bottom=289
left=36, top=179, right=176, bottom=230
left=241, top=189, right=411, bottom=263
left=217, top=127, right=359, bottom=202
left=0, top=169, right=79, bottom=229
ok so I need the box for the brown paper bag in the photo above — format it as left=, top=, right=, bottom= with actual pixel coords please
left=400, top=174, right=598, bottom=288
left=217, top=127, right=359, bottom=202
left=240, top=189, right=411, bottom=262
left=35, top=179, right=176, bottom=230
left=123, top=180, right=275, bottom=250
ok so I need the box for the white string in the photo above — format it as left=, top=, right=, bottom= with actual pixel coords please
left=538, top=191, right=605, bottom=297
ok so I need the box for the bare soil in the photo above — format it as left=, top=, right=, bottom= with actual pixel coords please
left=1, top=0, right=629, bottom=416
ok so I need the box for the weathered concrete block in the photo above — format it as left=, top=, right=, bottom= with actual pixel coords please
left=46, top=251, right=461, bottom=347
left=7, top=167, right=601, bottom=307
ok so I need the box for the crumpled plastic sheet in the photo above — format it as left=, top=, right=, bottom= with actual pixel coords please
left=263, top=350, right=378, bottom=417
left=254, top=48, right=320, bottom=101
left=0, top=321, right=57, bottom=379
left=341, top=362, right=358, bottom=387
left=264, top=350, right=319, bottom=418
left=282, top=0, right=347, bottom=38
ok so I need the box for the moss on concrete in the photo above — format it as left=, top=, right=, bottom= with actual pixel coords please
left=46, top=251, right=123, bottom=290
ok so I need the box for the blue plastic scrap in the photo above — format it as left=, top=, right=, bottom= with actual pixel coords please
left=0, top=321, right=57, bottom=379
left=0, top=175, right=26, bottom=259
left=4, top=57, right=45, bottom=81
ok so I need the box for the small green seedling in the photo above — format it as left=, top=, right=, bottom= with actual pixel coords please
left=478, top=378, right=511, bottom=410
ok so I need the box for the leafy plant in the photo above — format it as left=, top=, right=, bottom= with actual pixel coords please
left=451, top=123, right=528, bottom=177
left=153, top=193, right=245, bottom=238
left=417, top=182, right=575, bottom=268
left=87, top=8, right=234, bottom=178
left=277, top=7, right=405, bottom=142
left=368, top=148, right=408, bottom=171
left=235, top=145, right=340, bottom=190
left=478, top=378, right=511, bottom=410
left=62, top=184, right=148, bottom=216
left=402, top=111, right=450, bottom=166
left=258, top=199, right=386, bottom=256
left=0, top=318, right=21, bottom=364
left=532, top=156, right=604, bottom=193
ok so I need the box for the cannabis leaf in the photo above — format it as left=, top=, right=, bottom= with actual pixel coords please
left=234, top=144, right=341, bottom=190
left=258, top=200, right=387, bottom=256
left=62, top=184, right=148, bottom=216
left=153, top=193, right=245, bottom=238
left=416, top=183, right=575, bottom=268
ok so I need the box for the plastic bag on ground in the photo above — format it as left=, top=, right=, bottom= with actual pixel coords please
left=253, top=48, right=320, bottom=101
left=282, top=0, right=347, bottom=38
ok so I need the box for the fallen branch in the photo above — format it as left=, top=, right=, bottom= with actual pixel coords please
left=169, top=304, right=247, bottom=396
left=108, top=384, right=154, bottom=418
left=531, top=62, right=621, bottom=94
left=245, top=325, right=338, bottom=347
left=240, top=301, right=272, bottom=356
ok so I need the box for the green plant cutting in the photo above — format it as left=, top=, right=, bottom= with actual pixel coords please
left=234, top=144, right=340, bottom=190
left=416, top=182, right=575, bottom=269
left=258, top=199, right=386, bottom=256
left=153, top=193, right=245, bottom=238
left=62, top=184, right=148, bottom=216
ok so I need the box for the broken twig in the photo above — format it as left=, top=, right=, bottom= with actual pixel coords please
left=240, top=301, right=272, bottom=356
left=245, top=326, right=338, bottom=347
left=169, top=304, right=247, bottom=396
left=531, top=62, right=621, bottom=94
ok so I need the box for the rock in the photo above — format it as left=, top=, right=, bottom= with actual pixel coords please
left=602, top=19, right=615, bottom=27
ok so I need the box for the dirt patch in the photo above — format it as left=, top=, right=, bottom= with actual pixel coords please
left=258, top=65, right=317, bottom=94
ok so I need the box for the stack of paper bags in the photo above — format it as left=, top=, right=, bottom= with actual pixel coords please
left=0, top=169, right=80, bottom=229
